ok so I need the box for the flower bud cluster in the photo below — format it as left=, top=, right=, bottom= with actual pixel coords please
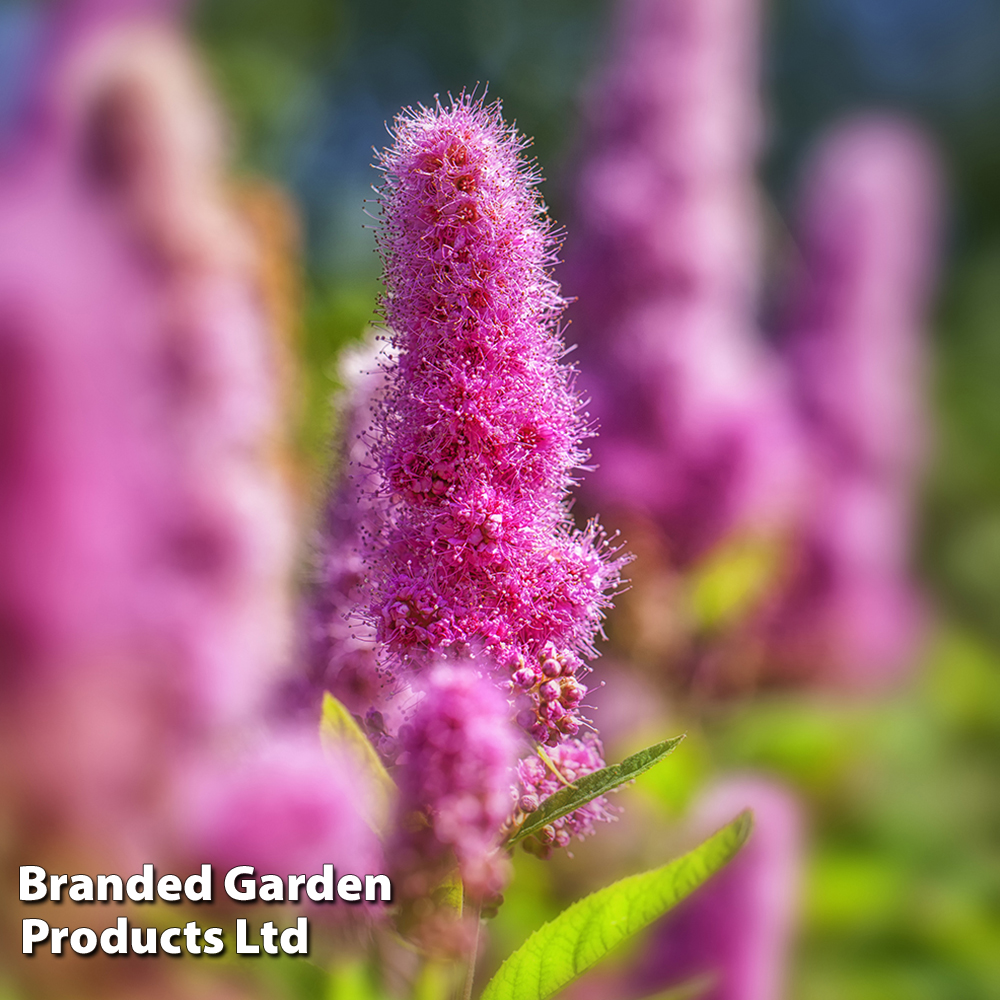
left=510, top=643, right=587, bottom=745
left=515, top=735, right=618, bottom=857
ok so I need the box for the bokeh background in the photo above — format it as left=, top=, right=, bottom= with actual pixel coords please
left=2, top=0, right=999, bottom=998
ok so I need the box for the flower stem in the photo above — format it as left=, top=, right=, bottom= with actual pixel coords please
left=461, top=902, right=483, bottom=1000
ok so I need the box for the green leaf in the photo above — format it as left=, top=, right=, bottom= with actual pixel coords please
left=320, top=692, right=396, bottom=834
left=507, top=736, right=685, bottom=846
left=480, top=811, right=752, bottom=1000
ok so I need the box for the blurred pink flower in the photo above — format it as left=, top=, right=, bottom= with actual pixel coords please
left=762, top=117, right=942, bottom=687
left=0, top=1, right=292, bottom=868
left=178, top=731, right=383, bottom=897
left=393, top=665, right=520, bottom=901
left=784, top=119, right=939, bottom=480
left=563, top=0, right=805, bottom=565
left=299, top=340, right=390, bottom=725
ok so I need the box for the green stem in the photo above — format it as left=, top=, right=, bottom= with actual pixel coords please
left=461, top=902, right=483, bottom=1000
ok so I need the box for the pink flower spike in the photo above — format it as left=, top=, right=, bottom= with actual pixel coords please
left=366, top=93, right=627, bottom=753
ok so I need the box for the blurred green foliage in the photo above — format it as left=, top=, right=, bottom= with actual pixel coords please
left=710, top=627, right=1000, bottom=998
left=926, top=249, right=1000, bottom=639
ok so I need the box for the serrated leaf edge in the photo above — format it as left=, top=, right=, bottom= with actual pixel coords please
left=482, top=811, right=753, bottom=1000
